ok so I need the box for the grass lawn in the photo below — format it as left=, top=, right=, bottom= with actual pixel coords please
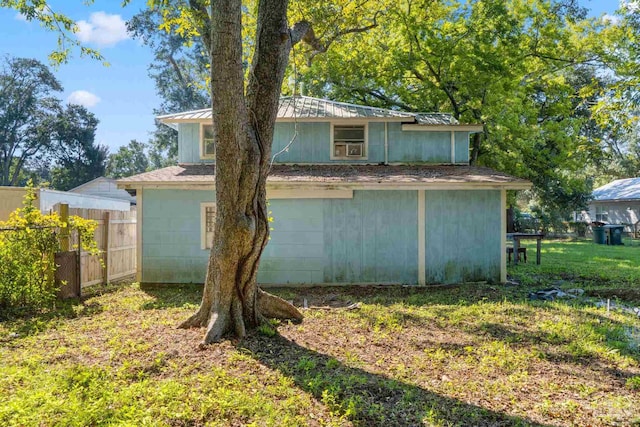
left=1, top=239, right=639, bottom=426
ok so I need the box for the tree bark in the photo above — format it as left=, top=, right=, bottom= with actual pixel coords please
left=179, top=0, right=304, bottom=343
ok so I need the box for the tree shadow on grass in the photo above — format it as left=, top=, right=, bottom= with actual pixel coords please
left=139, top=283, right=202, bottom=310
left=240, top=333, right=553, bottom=427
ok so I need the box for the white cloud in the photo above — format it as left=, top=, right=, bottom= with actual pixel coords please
left=67, top=90, right=101, bottom=108
left=603, top=14, right=621, bottom=25
left=14, top=13, right=28, bottom=22
left=75, top=12, right=129, bottom=47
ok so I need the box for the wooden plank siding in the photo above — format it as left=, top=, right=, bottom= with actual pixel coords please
left=56, top=205, right=136, bottom=287
left=424, top=190, right=502, bottom=284
left=139, top=189, right=504, bottom=286
left=177, top=121, right=472, bottom=165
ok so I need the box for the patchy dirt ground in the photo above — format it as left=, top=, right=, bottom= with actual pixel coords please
left=2, top=282, right=639, bottom=426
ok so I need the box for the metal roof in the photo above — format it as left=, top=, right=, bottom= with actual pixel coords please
left=592, top=177, right=640, bottom=201
left=156, top=96, right=461, bottom=128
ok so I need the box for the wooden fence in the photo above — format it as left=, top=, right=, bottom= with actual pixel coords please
left=54, top=204, right=136, bottom=287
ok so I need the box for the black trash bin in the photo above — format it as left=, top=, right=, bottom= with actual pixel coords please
left=604, top=224, right=625, bottom=245
left=592, top=226, right=606, bottom=244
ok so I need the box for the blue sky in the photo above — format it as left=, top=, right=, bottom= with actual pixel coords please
left=0, top=0, right=623, bottom=153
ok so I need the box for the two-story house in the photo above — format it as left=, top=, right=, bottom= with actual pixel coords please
left=118, top=96, right=530, bottom=286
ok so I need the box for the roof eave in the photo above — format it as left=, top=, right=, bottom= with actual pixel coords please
left=118, top=180, right=531, bottom=191
left=402, top=124, right=484, bottom=132
left=592, top=197, right=640, bottom=203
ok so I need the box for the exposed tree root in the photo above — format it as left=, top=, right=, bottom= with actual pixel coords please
left=178, top=306, right=210, bottom=329
left=257, top=289, right=303, bottom=322
left=203, top=310, right=232, bottom=344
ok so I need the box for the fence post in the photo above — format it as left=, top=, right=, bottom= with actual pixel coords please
left=103, top=211, right=110, bottom=284
left=60, top=203, right=70, bottom=251
left=77, top=231, right=82, bottom=296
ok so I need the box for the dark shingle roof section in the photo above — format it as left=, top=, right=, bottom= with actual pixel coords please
left=118, top=164, right=530, bottom=187
left=156, top=96, right=458, bottom=125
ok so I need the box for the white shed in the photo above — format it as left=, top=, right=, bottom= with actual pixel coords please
left=70, top=177, right=136, bottom=205
left=0, top=186, right=131, bottom=221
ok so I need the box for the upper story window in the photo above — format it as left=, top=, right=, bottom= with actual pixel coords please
left=331, top=124, right=367, bottom=160
left=201, top=123, right=215, bottom=159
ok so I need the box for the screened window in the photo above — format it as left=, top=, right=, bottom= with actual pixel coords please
left=332, top=124, right=366, bottom=159
left=201, top=124, right=215, bottom=158
left=201, top=203, right=216, bottom=249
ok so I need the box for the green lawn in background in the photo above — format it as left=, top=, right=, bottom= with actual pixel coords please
left=0, top=239, right=639, bottom=426
left=509, top=237, right=640, bottom=301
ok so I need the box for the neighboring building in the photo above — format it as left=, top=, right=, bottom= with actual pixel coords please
left=70, top=177, right=136, bottom=205
left=577, top=178, right=640, bottom=233
left=0, top=187, right=131, bottom=221
left=118, top=96, right=530, bottom=286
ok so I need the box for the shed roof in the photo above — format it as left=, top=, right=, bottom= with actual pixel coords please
left=69, top=176, right=114, bottom=192
left=156, top=96, right=460, bottom=128
left=118, top=164, right=530, bottom=190
left=592, top=177, right=640, bottom=202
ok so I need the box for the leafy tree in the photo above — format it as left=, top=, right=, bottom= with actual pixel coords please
left=128, top=8, right=210, bottom=166
left=0, top=56, right=62, bottom=186
left=146, top=0, right=380, bottom=343
left=48, top=104, right=107, bottom=191
left=106, top=139, right=150, bottom=178
left=295, top=0, right=630, bottom=219
left=0, top=0, right=380, bottom=343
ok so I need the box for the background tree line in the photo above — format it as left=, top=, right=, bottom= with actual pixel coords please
left=0, top=55, right=151, bottom=190
left=3, top=1, right=638, bottom=220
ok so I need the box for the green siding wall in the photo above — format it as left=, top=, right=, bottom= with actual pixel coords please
left=142, top=189, right=211, bottom=283
left=388, top=123, right=451, bottom=163
left=425, top=190, right=501, bottom=284
left=271, top=122, right=385, bottom=164
left=178, top=123, right=215, bottom=165
left=260, top=199, right=325, bottom=283
left=455, top=131, right=470, bottom=164
left=141, top=189, right=502, bottom=285
left=178, top=121, right=470, bottom=164
left=323, top=191, right=418, bottom=284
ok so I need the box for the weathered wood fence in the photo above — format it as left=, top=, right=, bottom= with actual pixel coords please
left=54, top=204, right=136, bottom=287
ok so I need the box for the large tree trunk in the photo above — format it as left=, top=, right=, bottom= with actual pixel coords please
left=179, top=0, right=304, bottom=343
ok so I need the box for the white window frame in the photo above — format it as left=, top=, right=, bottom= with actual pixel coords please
left=201, top=202, right=216, bottom=249
left=330, top=122, right=368, bottom=160
left=200, top=122, right=215, bottom=160
left=595, top=205, right=608, bottom=222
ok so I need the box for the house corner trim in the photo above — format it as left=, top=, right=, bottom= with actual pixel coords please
left=136, top=189, right=143, bottom=283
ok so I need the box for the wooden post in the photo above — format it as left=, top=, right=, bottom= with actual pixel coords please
left=60, top=203, right=70, bottom=251
left=77, top=232, right=82, bottom=296
left=103, top=211, right=110, bottom=284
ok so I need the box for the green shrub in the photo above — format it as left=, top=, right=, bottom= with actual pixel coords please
left=0, top=185, right=99, bottom=314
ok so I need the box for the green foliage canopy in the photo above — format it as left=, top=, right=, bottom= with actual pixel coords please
left=293, top=0, right=638, bottom=217
left=106, top=139, right=150, bottom=178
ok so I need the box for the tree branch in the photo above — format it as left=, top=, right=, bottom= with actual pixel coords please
left=296, top=12, right=380, bottom=65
